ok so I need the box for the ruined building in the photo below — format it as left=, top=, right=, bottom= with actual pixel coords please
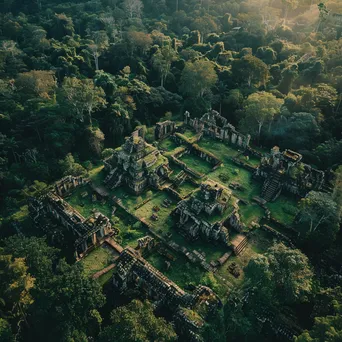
left=113, top=247, right=221, bottom=340
left=103, top=129, right=172, bottom=194
left=29, top=176, right=116, bottom=259
left=185, top=110, right=251, bottom=149
left=155, top=120, right=176, bottom=140
left=173, top=180, right=234, bottom=245
left=255, top=146, right=325, bottom=201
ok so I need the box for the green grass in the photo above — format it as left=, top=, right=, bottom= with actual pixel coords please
left=266, top=195, right=299, bottom=226
left=146, top=253, right=206, bottom=288
left=175, top=181, right=198, bottom=197
left=197, top=138, right=240, bottom=161
left=207, top=161, right=262, bottom=202
left=169, top=161, right=184, bottom=178
left=134, top=192, right=176, bottom=232
left=168, top=231, right=229, bottom=262
left=239, top=203, right=264, bottom=226
left=179, top=153, right=213, bottom=174
left=249, top=228, right=274, bottom=253
left=159, top=137, right=178, bottom=152
left=236, top=154, right=260, bottom=167
left=80, top=246, right=113, bottom=277
left=89, top=164, right=106, bottom=186
left=183, top=129, right=198, bottom=140
left=66, top=185, right=112, bottom=218
left=97, top=268, right=114, bottom=286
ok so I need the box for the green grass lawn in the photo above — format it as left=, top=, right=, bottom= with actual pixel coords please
left=236, top=154, right=260, bottom=167
left=183, top=129, right=198, bottom=141
left=80, top=246, right=113, bottom=277
left=249, top=228, right=274, bottom=254
left=239, top=203, right=264, bottom=226
left=97, top=268, right=114, bottom=286
left=197, top=138, right=240, bottom=161
left=88, top=164, right=106, bottom=186
left=146, top=252, right=206, bottom=288
left=66, top=185, right=113, bottom=218
left=266, top=195, right=299, bottom=226
left=134, top=192, right=176, bottom=232
left=207, top=161, right=262, bottom=202
left=159, top=137, right=178, bottom=152
left=169, top=160, right=184, bottom=178
left=179, top=153, right=213, bottom=174
left=176, top=181, right=198, bottom=197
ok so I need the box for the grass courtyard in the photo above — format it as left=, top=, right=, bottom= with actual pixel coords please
left=266, top=194, right=299, bottom=226
left=179, top=152, right=213, bottom=174
left=134, top=191, right=177, bottom=232
left=67, top=128, right=302, bottom=299
left=80, top=245, right=113, bottom=277
left=197, top=137, right=240, bottom=161
left=175, top=181, right=198, bottom=197
left=159, top=137, right=178, bottom=152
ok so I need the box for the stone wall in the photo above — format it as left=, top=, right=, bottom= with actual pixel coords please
left=185, top=110, right=250, bottom=149
left=155, top=120, right=176, bottom=140
left=29, top=176, right=116, bottom=259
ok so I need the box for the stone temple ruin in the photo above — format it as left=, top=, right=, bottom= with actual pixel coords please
left=254, top=146, right=325, bottom=201
left=113, top=246, right=221, bottom=340
left=103, top=128, right=172, bottom=194
left=173, top=180, right=242, bottom=247
left=154, top=120, right=176, bottom=140
left=29, top=176, right=116, bottom=259
left=185, top=110, right=251, bottom=149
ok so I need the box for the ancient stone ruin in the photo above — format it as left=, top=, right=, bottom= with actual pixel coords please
left=103, top=128, right=172, bottom=194
left=173, top=180, right=234, bottom=245
left=29, top=176, right=116, bottom=259
left=112, top=246, right=221, bottom=340
left=185, top=109, right=251, bottom=149
left=254, top=146, right=325, bottom=201
left=155, top=120, right=176, bottom=140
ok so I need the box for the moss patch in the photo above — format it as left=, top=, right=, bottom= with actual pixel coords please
left=80, top=246, right=113, bottom=277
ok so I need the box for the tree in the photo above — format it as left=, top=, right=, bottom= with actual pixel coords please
left=0, top=319, right=13, bottom=342
left=232, top=55, right=269, bottom=88
left=61, top=77, right=107, bottom=126
left=126, top=31, right=152, bottom=57
left=315, top=139, right=342, bottom=168
left=316, top=2, right=330, bottom=33
left=191, top=15, right=218, bottom=43
left=180, top=59, right=218, bottom=98
left=98, top=300, right=177, bottom=342
left=3, top=236, right=59, bottom=280
left=0, top=250, right=35, bottom=332
left=86, top=127, right=105, bottom=157
left=26, top=260, right=105, bottom=342
left=88, top=31, right=109, bottom=71
left=274, top=112, right=320, bottom=150
left=333, top=166, right=342, bottom=219
left=278, top=64, right=299, bottom=94
left=282, top=0, right=299, bottom=23
left=296, top=191, right=340, bottom=250
left=15, top=70, right=56, bottom=101
left=240, top=91, right=283, bottom=143
left=152, top=45, right=177, bottom=87
left=295, top=292, right=342, bottom=342
left=58, top=153, right=87, bottom=176
left=225, top=243, right=313, bottom=340
left=123, top=0, right=143, bottom=18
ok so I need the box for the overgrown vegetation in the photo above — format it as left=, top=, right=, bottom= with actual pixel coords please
left=1, top=0, right=342, bottom=341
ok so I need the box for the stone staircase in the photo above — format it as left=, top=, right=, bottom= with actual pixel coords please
left=104, top=168, right=123, bottom=189
left=231, top=234, right=248, bottom=255
left=261, top=172, right=283, bottom=202
left=173, top=170, right=187, bottom=186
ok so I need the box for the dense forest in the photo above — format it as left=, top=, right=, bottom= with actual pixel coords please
left=1, top=0, right=342, bottom=341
